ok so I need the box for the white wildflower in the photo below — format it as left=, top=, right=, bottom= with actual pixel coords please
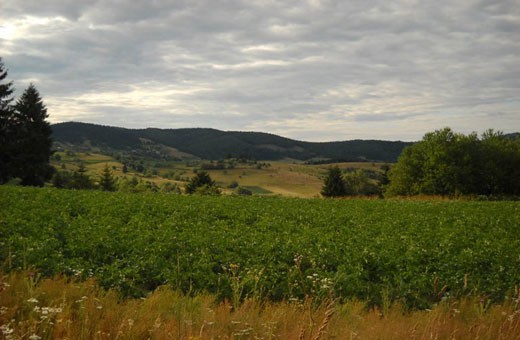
left=0, top=324, right=14, bottom=335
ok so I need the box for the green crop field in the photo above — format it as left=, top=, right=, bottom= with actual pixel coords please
left=1, top=186, right=519, bottom=309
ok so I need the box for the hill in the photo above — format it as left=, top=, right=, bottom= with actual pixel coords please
left=52, top=122, right=410, bottom=162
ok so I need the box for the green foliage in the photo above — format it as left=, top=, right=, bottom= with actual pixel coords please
left=185, top=171, right=219, bottom=194
left=194, top=184, right=222, bottom=196
left=386, top=128, right=520, bottom=197
left=0, top=61, right=53, bottom=186
left=51, top=170, right=72, bottom=189
left=117, top=176, right=159, bottom=193
left=0, top=58, right=16, bottom=183
left=321, top=166, right=346, bottom=197
left=343, top=169, right=382, bottom=196
left=99, top=164, right=116, bottom=191
left=70, top=163, right=95, bottom=190
left=12, top=84, right=54, bottom=186
left=160, top=182, right=181, bottom=194
left=1, top=186, right=519, bottom=309
left=235, top=186, right=253, bottom=196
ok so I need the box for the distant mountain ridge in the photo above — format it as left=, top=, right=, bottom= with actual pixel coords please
left=52, top=122, right=412, bottom=162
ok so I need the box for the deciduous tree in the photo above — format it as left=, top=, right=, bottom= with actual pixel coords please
left=386, top=128, right=520, bottom=197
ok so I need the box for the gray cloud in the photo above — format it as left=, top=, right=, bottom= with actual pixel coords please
left=1, top=0, right=518, bottom=141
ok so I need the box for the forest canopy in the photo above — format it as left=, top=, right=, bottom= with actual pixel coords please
left=386, top=128, right=520, bottom=197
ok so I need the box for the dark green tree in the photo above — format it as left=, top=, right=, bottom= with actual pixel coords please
left=379, top=164, right=390, bottom=186
left=185, top=171, right=218, bottom=194
left=71, top=163, right=94, bottom=189
left=386, top=128, right=520, bottom=197
left=51, top=170, right=72, bottom=188
left=479, top=129, right=520, bottom=196
left=321, top=166, right=347, bottom=197
left=12, top=84, right=54, bottom=186
left=99, top=164, right=116, bottom=191
left=0, top=57, right=15, bottom=183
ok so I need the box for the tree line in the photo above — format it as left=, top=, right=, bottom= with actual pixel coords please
left=322, top=128, right=520, bottom=198
left=0, top=57, right=53, bottom=186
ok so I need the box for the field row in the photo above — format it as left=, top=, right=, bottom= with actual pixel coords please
left=1, top=186, right=519, bottom=308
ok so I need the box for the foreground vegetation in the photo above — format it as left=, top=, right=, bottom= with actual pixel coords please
left=2, top=186, right=519, bottom=310
left=2, top=271, right=520, bottom=340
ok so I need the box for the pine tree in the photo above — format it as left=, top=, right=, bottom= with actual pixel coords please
left=99, top=164, right=116, bottom=191
left=13, top=84, right=54, bottom=186
left=71, top=163, right=94, bottom=189
left=0, top=57, right=15, bottom=183
left=321, top=166, right=347, bottom=197
left=185, top=171, right=218, bottom=194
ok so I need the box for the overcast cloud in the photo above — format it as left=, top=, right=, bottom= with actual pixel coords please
left=1, top=0, right=519, bottom=141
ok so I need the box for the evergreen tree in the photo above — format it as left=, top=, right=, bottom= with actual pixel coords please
left=12, top=84, right=54, bottom=186
left=51, top=170, right=72, bottom=188
left=321, top=166, right=347, bottom=197
left=0, top=57, right=15, bottom=183
left=71, top=163, right=94, bottom=189
left=99, top=164, right=116, bottom=191
left=185, top=171, right=218, bottom=194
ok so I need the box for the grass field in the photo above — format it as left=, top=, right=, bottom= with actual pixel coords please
left=2, top=271, right=520, bottom=339
left=52, top=151, right=388, bottom=197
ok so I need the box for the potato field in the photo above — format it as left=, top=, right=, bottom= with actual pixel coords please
left=1, top=186, right=519, bottom=309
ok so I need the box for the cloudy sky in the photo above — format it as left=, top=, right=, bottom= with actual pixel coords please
left=1, top=0, right=519, bottom=141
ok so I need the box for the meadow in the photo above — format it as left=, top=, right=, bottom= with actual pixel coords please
left=2, top=271, right=520, bottom=339
left=51, top=151, right=385, bottom=197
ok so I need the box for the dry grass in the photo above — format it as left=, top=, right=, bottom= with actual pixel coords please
left=52, top=151, right=391, bottom=197
left=2, top=271, right=520, bottom=339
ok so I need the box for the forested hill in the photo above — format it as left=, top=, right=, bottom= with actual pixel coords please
left=52, top=122, right=411, bottom=162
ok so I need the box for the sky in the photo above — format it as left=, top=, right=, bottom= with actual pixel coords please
left=0, top=0, right=519, bottom=142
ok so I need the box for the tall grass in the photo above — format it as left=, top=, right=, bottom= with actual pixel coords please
left=1, top=271, right=519, bottom=339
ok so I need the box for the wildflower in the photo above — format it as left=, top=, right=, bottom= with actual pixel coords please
left=0, top=324, right=14, bottom=335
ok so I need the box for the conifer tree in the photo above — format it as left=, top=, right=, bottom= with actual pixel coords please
left=13, top=84, right=54, bottom=186
left=71, top=163, right=94, bottom=189
left=185, top=171, right=218, bottom=194
left=99, top=164, right=116, bottom=191
left=321, top=166, right=347, bottom=197
left=0, top=57, right=15, bottom=183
